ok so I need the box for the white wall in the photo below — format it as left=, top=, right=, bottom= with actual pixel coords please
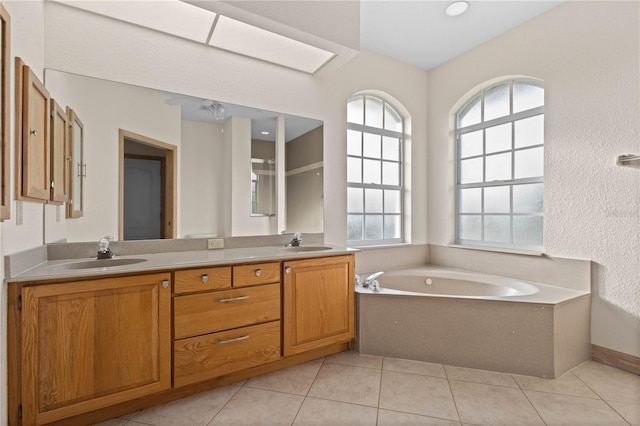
left=180, top=120, right=224, bottom=238
left=1, top=1, right=47, bottom=422
left=427, top=1, right=639, bottom=357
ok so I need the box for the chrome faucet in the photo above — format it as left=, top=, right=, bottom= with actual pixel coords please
left=363, top=271, right=384, bottom=292
left=286, top=232, right=303, bottom=247
left=97, top=236, right=114, bottom=259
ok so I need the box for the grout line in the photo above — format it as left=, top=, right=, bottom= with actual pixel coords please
left=204, top=384, right=243, bottom=426
left=444, top=373, right=463, bottom=424
left=519, top=388, right=549, bottom=426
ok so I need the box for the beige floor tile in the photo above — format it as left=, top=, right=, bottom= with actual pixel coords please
left=573, top=365, right=640, bottom=404
left=245, top=360, right=322, bottom=395
left=293, top=397, right=378, bottom=425
left=377, top=409, right=461, bottom=425
left=118, top=410, right=141, bottom=420
left=444, top=365, right=518, bottom=388
left=209, top=387, right=304, bottom=425
left=575, top=361, right=628, bottom=373
left=90, top=418, right=127, bottom=426
left=133, top=385, right=240, bottom=426
left=513, top=371, right=600, bottom=399
left=379, top=370, right=459, bottom=421
left=325, top=350, right=383, bottom=370
left=525, top=389, right=628, bottom=425
left=608, top=401, right=640, bottom=426
left=307, top=363, right=381, bottom=407
left=383, top=357, right=446, bottom=378
left=450, top=380, right=544, bottom=425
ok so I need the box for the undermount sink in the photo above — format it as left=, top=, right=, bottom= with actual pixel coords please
left=49, top=258, right=148, bottom=270
left=282, top=246, right=333, bottom=252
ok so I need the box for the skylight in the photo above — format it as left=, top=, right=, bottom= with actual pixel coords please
left=51, top=0, right=335, bottom=74
left=209, top=16, right=335, bottom=74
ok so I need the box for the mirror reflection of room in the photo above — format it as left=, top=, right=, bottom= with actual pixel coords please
left=43, top=70, right=323, bottom=243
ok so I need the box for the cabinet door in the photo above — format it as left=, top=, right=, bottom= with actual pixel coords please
left=283, top=255, right=355, bottom=356
left=21, top=273, right=171, bottom=425
left=21, top=64, right=50, bottom=201
left=66, top=108, right=84, bottom=218
left=49, top=100, right=69, bottom=203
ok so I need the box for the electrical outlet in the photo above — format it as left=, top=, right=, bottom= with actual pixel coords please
left=207, top=238, right=224, bottom=249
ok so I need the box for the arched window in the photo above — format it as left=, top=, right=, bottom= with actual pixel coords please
left=456, top=79, right=544, bottom=251
left=347, top=95, right=404, bottom=245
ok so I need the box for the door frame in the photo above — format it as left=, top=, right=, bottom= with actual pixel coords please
left=119, top=129, right=176, bottom=240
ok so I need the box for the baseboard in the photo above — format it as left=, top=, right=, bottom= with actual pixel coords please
left=591, top=344, right=640, bottom=375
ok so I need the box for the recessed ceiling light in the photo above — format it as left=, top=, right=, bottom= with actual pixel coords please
left=261, top=131, right=270, bottom=135
left=445, top=1, right=469, bottom=17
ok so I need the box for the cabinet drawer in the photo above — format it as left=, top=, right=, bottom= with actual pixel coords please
left=174, top=266, right=231, bottom=294
left=174, top=321, right=281, bottom=387
left=174, top=283, right=280, bottom=339
left=233, top=262, right=280, bottom=287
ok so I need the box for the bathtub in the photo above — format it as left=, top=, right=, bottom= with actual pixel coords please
left=361, top=266, right=540, bottom=298
left=354, top=265, right=591, bottom=378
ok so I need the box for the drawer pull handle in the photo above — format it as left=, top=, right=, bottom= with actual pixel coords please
left=216, top=295, right=249, bottom=303
left=216, top=335, right=249, bottom=345
left=201, top=274, right=208, bottom=283
left=255, top=269, right=262, bottom=277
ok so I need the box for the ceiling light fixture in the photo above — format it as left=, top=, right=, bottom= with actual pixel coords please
left=261, top=131, right=270, bottom=135
left=445, top=1, right=469, bottom=17
left=199, top=102, right=227, bottom=120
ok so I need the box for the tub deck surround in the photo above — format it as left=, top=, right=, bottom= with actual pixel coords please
left=354, top=264, right=591, bottom=379
left=357, top=265, right=590, bottom=305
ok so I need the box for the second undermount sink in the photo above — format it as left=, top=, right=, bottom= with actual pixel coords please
left=49, top=258, right=148, bottom=270
left=282, top=246, right=333, bottom=252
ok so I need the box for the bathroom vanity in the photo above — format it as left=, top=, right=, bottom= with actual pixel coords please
left=7, top=247, right=355, bottom=426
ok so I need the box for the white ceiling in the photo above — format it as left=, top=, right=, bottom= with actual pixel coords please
left=360, top=0, right=563, bottom=70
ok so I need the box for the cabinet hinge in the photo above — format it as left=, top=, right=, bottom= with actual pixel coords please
left=17, top=295, right=22, bottom=311
left=18, top=404, right=22, bottom=419
left=50, top=110, right=54, bottom=118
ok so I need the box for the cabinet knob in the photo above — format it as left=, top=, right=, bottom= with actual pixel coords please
left=201, top=274, right=208, bottom=283
left=255, top=269, right=262, bottom=277
left=285, top=266, right=291, bottom=274
left=30, top=129, right=38, bottom=136
left=162, top=280, right=169, bottom=289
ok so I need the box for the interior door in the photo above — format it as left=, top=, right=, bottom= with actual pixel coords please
left=123, top=156, right=162, bottom=240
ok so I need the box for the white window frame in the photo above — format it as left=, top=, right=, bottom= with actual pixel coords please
left=455, top=79, right=544, bottom=252
left=347, top=95, right=404, bottom=246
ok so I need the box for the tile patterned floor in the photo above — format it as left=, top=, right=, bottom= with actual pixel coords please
left=95, top=351, right=639, bottom=426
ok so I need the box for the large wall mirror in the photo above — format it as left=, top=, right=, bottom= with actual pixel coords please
left=43, top=70, right=323, bottom=243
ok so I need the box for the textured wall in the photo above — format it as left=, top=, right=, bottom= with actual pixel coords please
left=427, top=1, right=640, bottom=356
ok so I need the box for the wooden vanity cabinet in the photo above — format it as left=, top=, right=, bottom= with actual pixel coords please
left=283, top=255, right=355, bottom=356
left=8, top=254, right=356, bottom=425
left=173, top=262, right=282, bottom=387
left=17, top=273, right=172, bottom=425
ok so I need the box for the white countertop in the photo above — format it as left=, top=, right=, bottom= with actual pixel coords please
left=8, top=245, right=358, bottom=282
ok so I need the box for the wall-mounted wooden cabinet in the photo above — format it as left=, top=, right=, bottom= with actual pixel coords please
left=15, top=57, right=83, bottom=212
left=66, top=107, right=84, bottom=217
left=16, top=58, right=50, bottom=202
left=0, top=5, right=11, bottom=220
left=49, top=100, right=69, bottom=204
